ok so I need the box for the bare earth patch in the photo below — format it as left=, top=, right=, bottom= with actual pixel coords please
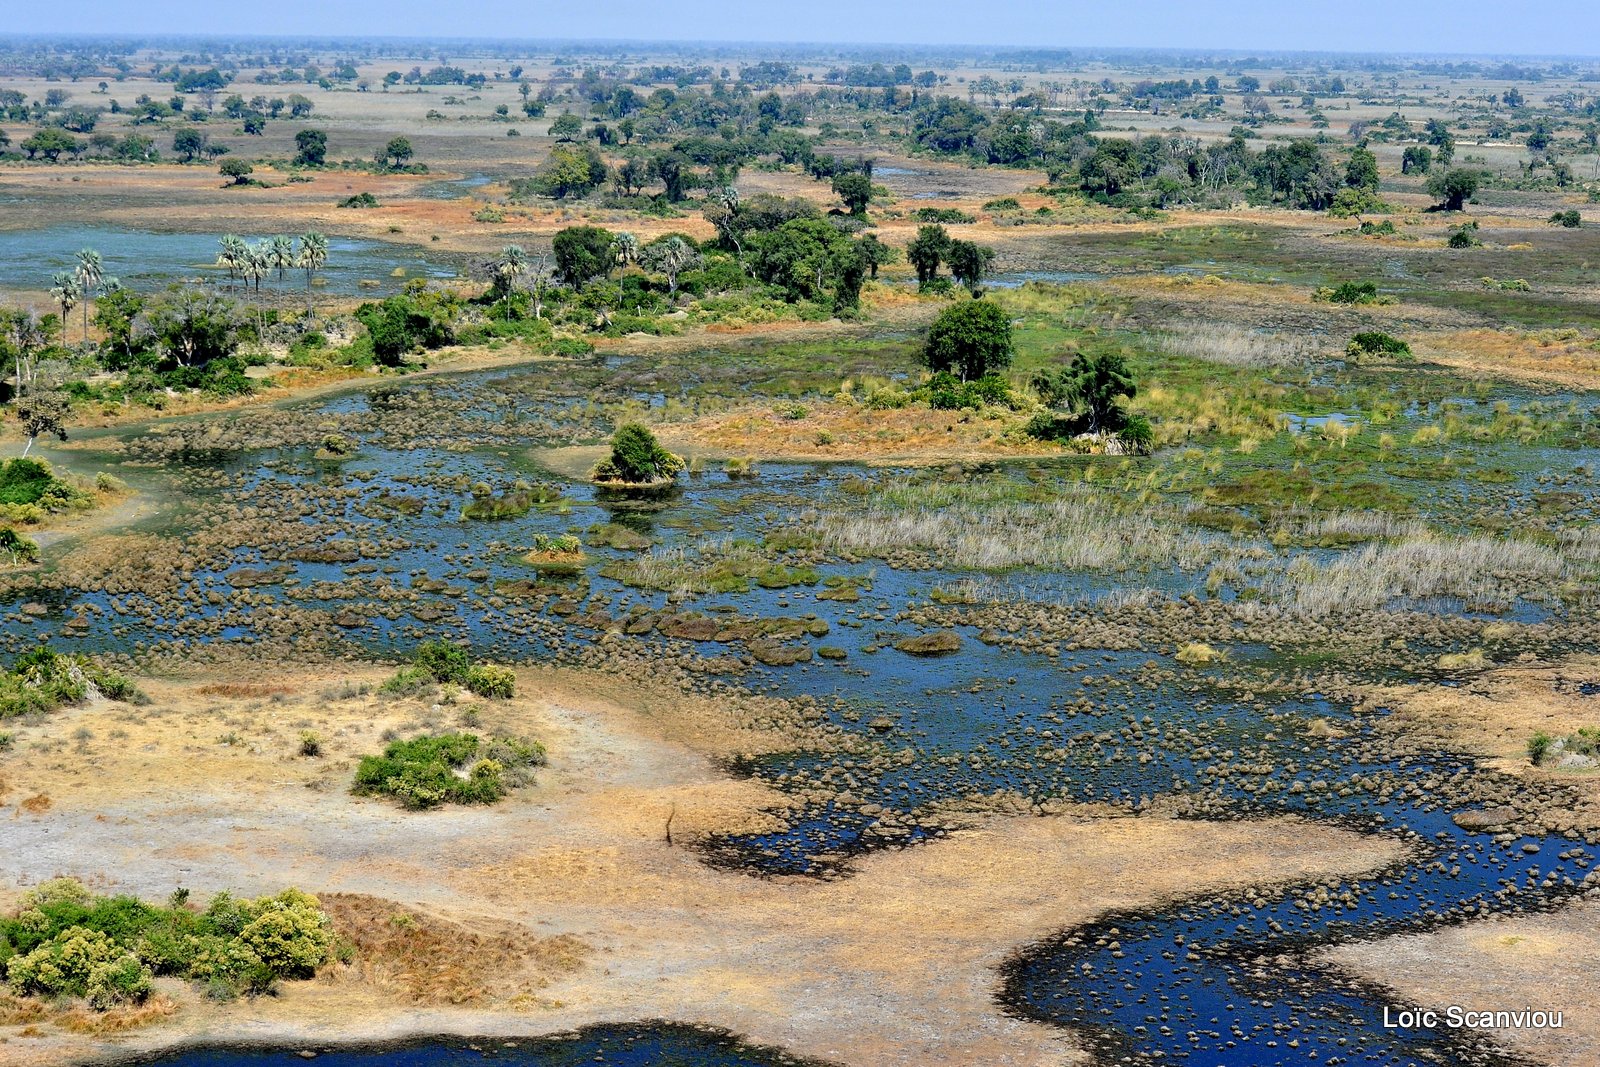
left=1326, top=901, right=1600, bottom=1067
left=0, top=662, right=1404, bottom=1067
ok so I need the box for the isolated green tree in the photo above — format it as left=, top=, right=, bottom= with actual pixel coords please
left=906, top=224, right=951, bottom=285
left=1427, top=168, right=1481, bottom=211
left=831, top=172, right=873, bottom=215
left=1047, top=352, right=1138, bottom=433
left=293, top=129, right=327, bottom=166
left=380, top=137, right=413, bottom=169
left=220, top=158, right=254, bottom=185
left=172, top=128, right=207, bottom=162
left=1344, top=145, right=1380, bottom=191
left=549, top=112, right=584, bottom=142
left=922, top=300, right=1013, bottom=381
left=552, top=226, right=616, bottom=287
left=945, top=239, right=995, bottom=295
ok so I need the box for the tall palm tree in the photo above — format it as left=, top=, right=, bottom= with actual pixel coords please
left=216, top=234, right=247, bottom=292
left=494, top=244, right=526, bottom=315
left=296, top=232, right=328, bottom=316
left=243, top=242, right=269, bottom=294
left=266, top=235, right=295, bottom=285
left=613, top=231, right=638, bottom=269
left=49, top=271, right=80, bottom=341
left=242, top=242, right=271, bottom=339
left=73, top=248, right=103, bottom=343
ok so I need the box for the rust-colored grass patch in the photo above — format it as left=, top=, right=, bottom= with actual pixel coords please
left=320, top=893, right=589, bottom=1006
left=0, top=993, right=49, bottom=1026
left=660, top=401, right=1056, bottom=466
left=193, top=683, right=296, bottom=699
left=54, top=996, right=178, bottom=1034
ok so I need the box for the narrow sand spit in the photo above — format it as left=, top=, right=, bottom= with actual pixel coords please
left=0, top=665, right=1403, bottom=1067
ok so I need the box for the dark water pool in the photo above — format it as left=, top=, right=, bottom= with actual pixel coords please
left=130, top=1024, right=825, bottom=1067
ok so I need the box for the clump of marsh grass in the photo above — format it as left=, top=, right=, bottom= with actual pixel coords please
left=1147, top=323, right=1323, bottom=368
left=1279, top=535, right=1567, bottom=615
left=812, top=480, right=1233, bottom=574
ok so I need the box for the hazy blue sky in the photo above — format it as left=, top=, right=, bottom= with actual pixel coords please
left=10, top=0, right=1600, bottom=57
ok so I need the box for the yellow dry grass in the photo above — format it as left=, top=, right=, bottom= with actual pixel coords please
left=1417, top=329, right=1600, bottom=390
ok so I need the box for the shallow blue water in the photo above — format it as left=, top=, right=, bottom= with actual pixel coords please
left=0, top=226, right=458, bottom=296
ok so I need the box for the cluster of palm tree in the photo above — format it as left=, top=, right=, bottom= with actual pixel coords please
left=216, top=232, right=329, bottom=314
left=48, top=248, right=121, bottom=345
left=491, top=243, right=552, bottom=320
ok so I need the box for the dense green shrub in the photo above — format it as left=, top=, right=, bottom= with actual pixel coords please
left=412, top=640, right=473, bottom=685
left=594, top=423, right=684, bottom=484
left=914, top=207, right=976, bottom=224
left=1549, top=210, right=1582, bottom=228
left=922, top=300, right=1014, bottom=381
left=0, top=647, right=142, bottom=721
left=1446, top=221, right=1481, bottom=248
left=1345, top=331, right=1414, bottom=363
left=0, top=527, right=40, bottom=564
left=0, top=880, right=331, bottom=1007
left=927, top=371, right=1011, bottom=410
left=351, top=731, right=545, bottom=809
left=0, top=458, right=83, bottom=510
left=1326, top=280, right=1380, bottom=304
left=463, top=664, right=516, bottom=699
left=391, top=640, right=516, bottom=699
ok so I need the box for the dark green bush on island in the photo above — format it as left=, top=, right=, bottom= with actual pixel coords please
left=593, top=423, right=684, bottom=484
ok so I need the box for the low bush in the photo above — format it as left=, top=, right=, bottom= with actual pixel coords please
left=388, top=641, right=515, bottom=699
left=1345, top=331, right=1413, bottom=364
left=913, top=207, right=976, bottom=224
left=0, top=647, right=143, bottom=721
left=351, top=731, right=545, bottom=809
left=0, top=880, right=331, bottom=1007
left=1549, top=210, right=1582, bottom=228
left=1324, top=280, right=1379, bottom=304
left=1446, top=221, right=1481, bottom=248
left=338, top=192, right=380, bottom=209
left=926, top=371, right=1011, bottom=411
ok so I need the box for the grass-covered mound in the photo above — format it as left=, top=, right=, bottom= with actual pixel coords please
left=524, top=533, right=587, bottom=573
left=379, top=640, right=517, bottom=700
left=0, top=879, right=332, bottom=1008
left=0, top=647, right=144, bottom=721
left=352, top=732, right=547, bottom=810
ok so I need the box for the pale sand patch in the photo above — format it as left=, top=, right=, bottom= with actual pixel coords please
left=1326, top=901, right=1600, bottom=1067
left=0, top=664, right=1403, bottom=1067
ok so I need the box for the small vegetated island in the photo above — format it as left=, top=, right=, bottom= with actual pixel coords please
left=358, top=642, right=544, bottom=809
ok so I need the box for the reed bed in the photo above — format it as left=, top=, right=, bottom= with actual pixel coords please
left=1147, top=322, right=1324, bottom=368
